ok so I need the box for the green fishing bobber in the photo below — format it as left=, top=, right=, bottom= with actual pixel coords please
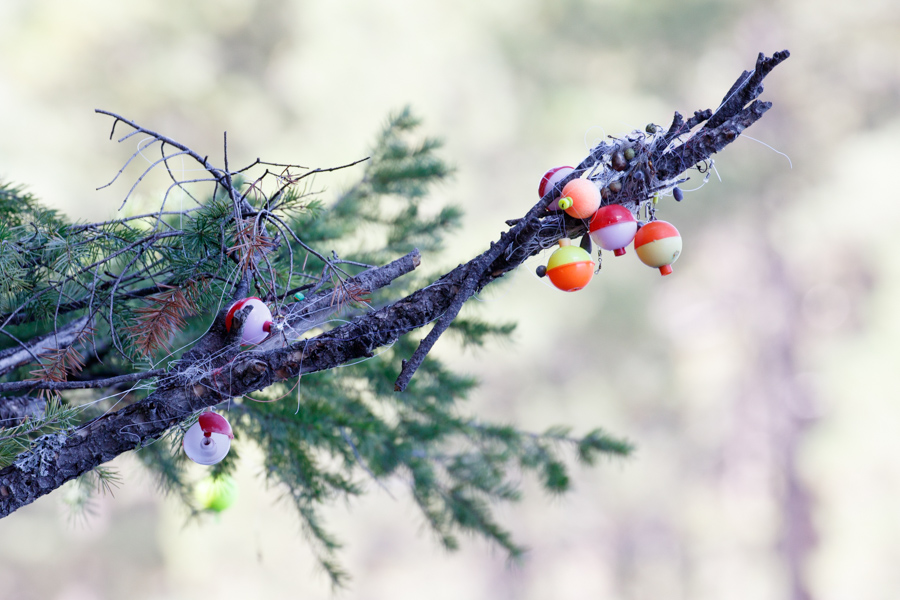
left=195, top=475, right=238, bottom=513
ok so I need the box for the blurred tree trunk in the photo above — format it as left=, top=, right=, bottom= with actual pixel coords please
left=758, top=219, right=818, bottom=600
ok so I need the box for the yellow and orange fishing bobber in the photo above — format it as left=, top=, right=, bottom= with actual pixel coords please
left=539, top=166, right=574, bottom=209
left=544, top=239, right=595, bottom=291
left=634, top=220, right=682, bottom=276
left=589, top=204, right=638, bottom=256
left=557, top=179, right=601, bottom=219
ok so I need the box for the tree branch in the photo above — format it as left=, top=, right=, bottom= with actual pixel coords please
left=0, top=250, right=422, bottom=516
left=0, top=317, right=90, bottom=377
left=0, top=396, right=45, bottom=428
left=0, top=369, right=167, bottom=394
left=0, top=50, right=790, bottom=519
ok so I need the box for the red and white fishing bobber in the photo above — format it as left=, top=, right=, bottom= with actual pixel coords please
left=539, top=166, right=574, bottom=209
left=589, top=204, right=638, bottom=256
left=225, top=297, right=273, bottom=345
left=542, top=239, right=595, bottom=292
left=634, top=220, right=682, bottom=276
left=183, top=412, right=234, bottom=465
left=558, top=179, right=602, bottom=219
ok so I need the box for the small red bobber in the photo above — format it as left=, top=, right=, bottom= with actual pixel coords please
left=634, top=220, right=682, bottom=276
left=545, top=240, right=595, bottom=292
left=557, top=179, right=602, bottom=219
left=225, top=297, right=273, bottom=345
left=539, top=166, right=574, bottom=209
left=183, top=412, right=234, bottom=465
left=589, top=205, right=638, bottom=256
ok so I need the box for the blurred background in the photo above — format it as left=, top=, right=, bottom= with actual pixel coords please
left=1, top=0, right=898, bottom=598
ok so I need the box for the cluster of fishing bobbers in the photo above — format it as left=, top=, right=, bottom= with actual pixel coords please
left=536, top=157, right=684, bottom=292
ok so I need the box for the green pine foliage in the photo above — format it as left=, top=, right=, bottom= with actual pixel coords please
left=0, top=109, right=632, bottom=584
left=292, top=107, right=460, bottom=271
left=0, top=398, right=82, bottom=469
left=60, top=466, right=123, bottom=524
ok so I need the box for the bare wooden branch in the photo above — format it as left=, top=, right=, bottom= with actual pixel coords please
left=94, top=109, right=229, bottom=185
left=0, top=369, right=167, bottom=394
left=0, top=397, right=45, bottom=428
left=0, top=317, right=90, bottom=377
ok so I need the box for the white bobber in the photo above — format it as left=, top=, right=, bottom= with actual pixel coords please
left=183, top=412, right=234, bottom=465
left=225, top=297, right=273, bottom=345
left=539, top=166, right=574, bottom=209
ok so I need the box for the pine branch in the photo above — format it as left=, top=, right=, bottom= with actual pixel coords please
left=0, top=50, right=789, bottom=522
left=0, top=251, right=421, bottom=516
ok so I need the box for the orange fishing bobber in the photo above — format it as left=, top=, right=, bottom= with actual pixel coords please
left=545, top=240, right=595, bottom=292
left=539, top=166, right=574, bottom=210
left=557, top=179, right=601, bottom=219
left=225, top=297, right=273, bottom=345
left=634, top=220, right=682, bottom=276
left=589, top=204, right=638, bottom=256
left=183, top=412, right=234, bottom=465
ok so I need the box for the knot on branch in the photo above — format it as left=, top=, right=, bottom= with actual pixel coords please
left=192, top=356, right=271, bottom=401
left=232, top=358, right=270, bottom=390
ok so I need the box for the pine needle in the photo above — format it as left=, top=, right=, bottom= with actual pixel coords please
left=123, top=283, right=199, bottom=357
